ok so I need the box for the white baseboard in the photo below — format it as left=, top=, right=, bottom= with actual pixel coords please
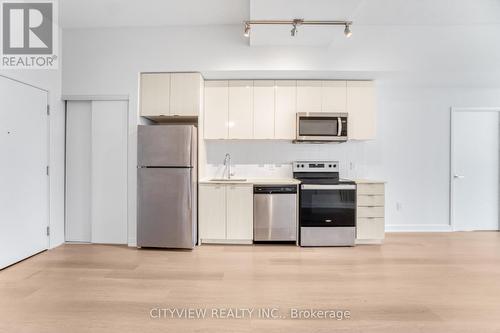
left=385, top=224, right=452, bottom=232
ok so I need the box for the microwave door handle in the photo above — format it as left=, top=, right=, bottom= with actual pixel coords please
left=337, top=117, right=342, bottom=136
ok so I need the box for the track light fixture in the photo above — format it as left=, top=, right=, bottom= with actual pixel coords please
left=244, top=23, right=251, bottom=37
left=290, top=19, right=303, bottom=37
left=243, top=19, right=353, bottom=38
left=344, top=23, right=352, bottom=38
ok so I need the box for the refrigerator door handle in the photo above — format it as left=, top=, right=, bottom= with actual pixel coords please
left=188, top=173, right=192, bottom=211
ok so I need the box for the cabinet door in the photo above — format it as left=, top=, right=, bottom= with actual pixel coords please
left=357, top=218, right=385, bottom=240
left=347, top=81, right=376, bottom=140
left=140, top=73, right=170, bottom=116
left=274, top=80, right=297, bottom=140
left=253, top=80, right=275, bottom=139
left=199, top=184, right=226, bottom=240
left=322, top=81, right=346, bottom=112
left=228, top=80, right=253, bottom=139
left=204, top=80, right=228, bottom=139
left=226, top=185, right=253, bottom=240
left=297, top=80, right=322, bottom=113
left=170, top=73, right=202, bottom=116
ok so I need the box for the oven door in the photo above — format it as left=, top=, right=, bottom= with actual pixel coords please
left=299, top=184, right=356, bottom=227
left=296, top=113, right=348, bottom=142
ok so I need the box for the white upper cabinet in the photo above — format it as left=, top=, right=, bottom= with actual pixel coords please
left=275, top=80, right=297, bottom=140
left=140, top=73, right=170, bottom=116
left=347, top=81, right=376, bottom=140
left=204, top=80, right=229, bottom=139
left=253, top=80, right=275, bottom=139
left=322, top=81, right=346, bottom=113
left=202, top=79, right=375, bottom=141
left=228, top=80, right=253, bottom=139
left=140, top=72, right=203, bottom=117
left=297, top=80, right=322, bottom=113
left=170, top=73, right=203, bottom=116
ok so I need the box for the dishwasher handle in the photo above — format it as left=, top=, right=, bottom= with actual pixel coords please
left=254, top=185, right=297, bottom=194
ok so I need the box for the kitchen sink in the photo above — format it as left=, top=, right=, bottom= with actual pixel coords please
left=209, top=178, right=247, bottom=182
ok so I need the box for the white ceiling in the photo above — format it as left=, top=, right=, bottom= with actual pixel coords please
left=60, top=0, right=500, bottom=47
left=248, top=0, right=500, bottom=46
left=60, top=0, right=500, bottom=29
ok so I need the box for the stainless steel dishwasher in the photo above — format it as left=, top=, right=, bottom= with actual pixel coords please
left=253, top=185, right=297, bottom=242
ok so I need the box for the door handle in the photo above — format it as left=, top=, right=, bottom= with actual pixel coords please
left=454, top=175, right=465, bottom=179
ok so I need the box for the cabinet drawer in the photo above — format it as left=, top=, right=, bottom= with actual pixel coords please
left=357, top=206, right=384, bottom=218
left=357, top=184, right=384, bottom=195
left=356, top=218, right=385, bottom=240
left=357, top=194, right=384, bottom=207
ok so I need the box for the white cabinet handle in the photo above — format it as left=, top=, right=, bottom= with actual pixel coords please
left=453, top=175, right=465, bottom=179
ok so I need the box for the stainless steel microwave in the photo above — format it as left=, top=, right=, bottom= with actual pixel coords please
left=295, top=112, right=348, bottom=142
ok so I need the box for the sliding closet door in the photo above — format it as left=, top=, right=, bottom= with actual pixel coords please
left=0, top=76, right=48, bottom=269
left=65, top=100, right=128, bottom=244
left=90, top=101, right=128, bottom=244
left=65, top=101, right=92, bottom=242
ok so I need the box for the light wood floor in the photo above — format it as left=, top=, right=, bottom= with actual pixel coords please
left=1, top=232, right=500, bottom=333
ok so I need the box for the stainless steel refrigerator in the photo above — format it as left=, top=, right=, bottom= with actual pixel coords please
left=137, top=125, right=197, bottom=249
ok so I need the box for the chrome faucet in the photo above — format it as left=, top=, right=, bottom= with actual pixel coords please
left=223, top=153, right=233, bottom=180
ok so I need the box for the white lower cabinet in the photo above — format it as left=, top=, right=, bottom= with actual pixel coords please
left=199, top=184, right=226, bottom=240
left=199, top=183, right=253, bottom=244
left=226, top=185, right=254, bottom=240
left=356, top=182, right=385, bottom=244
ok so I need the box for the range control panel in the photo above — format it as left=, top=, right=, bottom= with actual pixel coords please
left=293, top=161, right=339, bottom=172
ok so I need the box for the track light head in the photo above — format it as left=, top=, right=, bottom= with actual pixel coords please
left=344, top=23, right=352, bottom=38
left=244, top=23, right=251, bottom=37
left=290, top=19, right=303, bottom=37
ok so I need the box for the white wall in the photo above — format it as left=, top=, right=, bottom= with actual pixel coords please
left=61, top=24, right=500, bottom=244
left=0, top=29, right=64, bottom=248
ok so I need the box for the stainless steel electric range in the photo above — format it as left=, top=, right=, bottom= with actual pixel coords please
left=293, top=161, right=356, bottom=247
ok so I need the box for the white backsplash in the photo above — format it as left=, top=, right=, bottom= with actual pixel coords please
left=204, top=140, right=380, bottom=180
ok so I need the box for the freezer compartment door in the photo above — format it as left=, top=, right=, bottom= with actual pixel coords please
left=254, top=193, right=297, bottom=241
left=138, top=125, right=196, bottom=167
left=137, top=168, right=196, bottom=248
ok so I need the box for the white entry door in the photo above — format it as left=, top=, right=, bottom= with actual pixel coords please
left=65, top=100, right=128, bottom=244
left=0, top=76, right=48, bottom=269
left=452, top=109, right=499, bottom=231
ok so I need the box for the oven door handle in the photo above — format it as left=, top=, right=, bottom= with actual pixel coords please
left=337, top=117, right=342, bottom=136
left=301, top=184, right=356, bottom=190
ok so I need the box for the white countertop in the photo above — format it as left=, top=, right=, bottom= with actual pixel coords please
left=201, top=178, right=385, bottom=185
left=349, top=179, right=386, bottom=184
left=199, top=178, right=301, bottom=185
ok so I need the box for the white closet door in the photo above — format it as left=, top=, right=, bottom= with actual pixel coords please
left=0, top=76, right=48, bottom=269
left=452, top=110, right=499, bottom=231
left=65, top=100, right=128, bottom=244
left=65, top=101, right=92, bottom=242
left=90, top=101, right=128, bottom=244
